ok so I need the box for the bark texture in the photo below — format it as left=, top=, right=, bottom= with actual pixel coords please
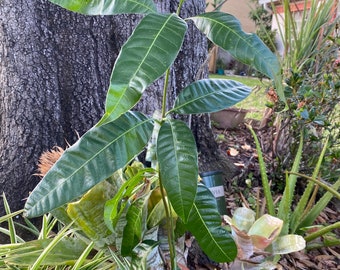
left=0, top=0, right=236, bottom=216
left=0, top=0, right=118, bottom=214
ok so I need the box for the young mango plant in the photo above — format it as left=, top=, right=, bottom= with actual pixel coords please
left=23, top=0, right=282, bottom=268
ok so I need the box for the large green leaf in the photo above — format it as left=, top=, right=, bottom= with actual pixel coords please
left=186, top=184, right=237, bottom=262
left=98, top=14, right=187, bottom=125
left=24, top=111, right=154, bottom=218
left=67, top=181, right=117, bottom=248
left=104, top=168, right=154, bottom=232
left=156, top=119, right=198, bottom=223
left=48, top=0, right=157, bottom=15
left=190, top=12, right=280, bottom=80
left=121, top=196, right=148, bottom=256
left=170, top=79, right=251, bottom=114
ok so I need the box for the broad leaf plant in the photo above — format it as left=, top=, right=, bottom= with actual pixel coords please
left=23, top=0, right=282, bottom=268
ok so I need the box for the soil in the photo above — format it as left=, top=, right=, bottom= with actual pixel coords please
left=186, top=121, right=340, bottom=269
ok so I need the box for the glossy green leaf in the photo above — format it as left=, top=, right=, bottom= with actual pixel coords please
left=24, top=111, right=154, bottom=218
left=121, top=196, right=149, bottom=256
left=48, top=0, right=157, bottom=15
left=186, top=184, right=237, bottom=262
left=170, top=79, right=251, bottom=114
left=157, top=119, right=198, bottom=223
left=98, top=14, right=187, bottom=125
left=67, top=181, right=117, bottom=248
left=104, top=168, right=154, bottom=232
left=190, top=12, right=280, bottom=80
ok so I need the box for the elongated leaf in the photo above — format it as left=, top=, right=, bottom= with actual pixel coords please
left=170, top=79, right=251, bottom=114
left=3, top=238, right=87, bottom=266
left=278, top=131, right=304, bottom=235
left=24, top=111, right=153, bottom=218
left=190, top=12, right=280, bottom=80
left=186, top=184, right=237, bottom=262
left=104, top=168, right=154, bottom=232
left=2, top=193, right=17, bottom=244
left=48, top=0, right=157, bottom=15
left=98, top=14, right=187, bottom=125
left=67, top=181, right=117, bottom=248
left=121, top=196, right=148, bottom=256
left=297, top=178, right=340, bottom=231
left=247, top=124, right=275, bottom=216
left=157, top=120, right=198, bottom=223
left=290, top=137, right=329, bottom=233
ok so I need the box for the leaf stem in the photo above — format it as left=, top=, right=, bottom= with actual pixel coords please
left=158, top=174, right=177, bottom=269
left=161, top=69, right=171, bottom=119
left=287, top=172, right=340, bottom=200
left=176, top=0, right=186, bottom=15
left=304, top=221, right=340, bottom=242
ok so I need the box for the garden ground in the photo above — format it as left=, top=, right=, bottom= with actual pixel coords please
left=192, top=122, right=340, bottom=269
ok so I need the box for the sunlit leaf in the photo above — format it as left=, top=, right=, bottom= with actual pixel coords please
left=67, top=181, right=117, bottom=248
left=190, top=12, right=280, bottom=80
left=48, top=0, right=157, bottom=15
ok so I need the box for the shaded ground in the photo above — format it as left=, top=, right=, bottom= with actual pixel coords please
left=188, top=121, right=340, bottom=269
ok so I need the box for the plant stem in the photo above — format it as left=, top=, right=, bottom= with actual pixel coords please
left=304, top=221, right=340, bottom=242
left=158, top=175, right=177, bottom=269
left=288, top=172, right=340, bottom=200
left=161, top=69, right=171, bottom=119
left=176, top=0, right=186, bottom=15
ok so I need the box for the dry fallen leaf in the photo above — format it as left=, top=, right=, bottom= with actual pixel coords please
left=241, top=143, right=252, bottom=151
left=234, top=162, right=245, bottom=168
left=228, top=147, right=239, bottom=156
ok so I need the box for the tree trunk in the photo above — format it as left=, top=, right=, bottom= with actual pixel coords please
left=0, top=0, right=118, bottom=215
left=0, top=0, right=236, bottom=216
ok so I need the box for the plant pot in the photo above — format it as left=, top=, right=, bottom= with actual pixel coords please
left=210, top=107, right=248, bottom=129
left=200, top=171, right=227, bottom=215
left=216, top=68, right=224, bottom=75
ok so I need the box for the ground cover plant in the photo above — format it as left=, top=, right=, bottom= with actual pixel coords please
left=0, top=0, right=283, bottom=269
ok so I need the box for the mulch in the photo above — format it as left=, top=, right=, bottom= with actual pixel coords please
left=201, top=121, right=340, bottom=270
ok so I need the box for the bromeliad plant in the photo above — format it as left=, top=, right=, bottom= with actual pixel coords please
left=248, top=124, right=340, bottom=252
left=22, top=0, right=282, bottom=268
left=225, top=207, right=305, bottom=270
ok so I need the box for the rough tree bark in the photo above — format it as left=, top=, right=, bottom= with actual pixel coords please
left=0, top=0, right=237, bottom=216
